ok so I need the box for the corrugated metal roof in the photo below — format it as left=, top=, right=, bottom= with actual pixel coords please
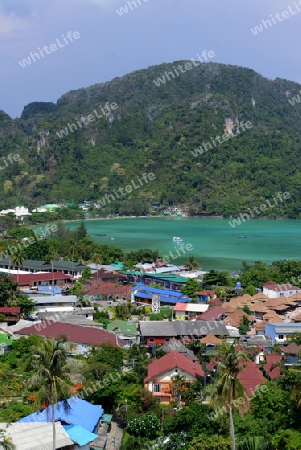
left=29, top=295, right=77, bottom=304
left=136, top=286, right=184, bottom=296
left=17, top=397, right=103, bottom=432
left=0, top=422, right=73, bottom=450
left=63, top=424, right=98, bottom=446
left=139, top=320, right=229, bottom=337
left=135, top=292, right=188, bottom=304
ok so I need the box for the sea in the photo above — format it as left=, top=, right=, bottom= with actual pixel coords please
left=62, top=217, right=301, bottom=272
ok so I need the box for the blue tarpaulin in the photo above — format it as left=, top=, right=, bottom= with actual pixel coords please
left=63, top=424, right=99, bottom=446
left=17, top=397, right=103, bottom=433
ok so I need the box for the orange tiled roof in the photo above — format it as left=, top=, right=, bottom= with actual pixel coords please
left=199, top=334, right=223, bottom=345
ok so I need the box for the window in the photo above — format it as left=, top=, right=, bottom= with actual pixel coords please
left=149, top=338, right=155, bottom=343
left=278, top=335, right=284, bottom=340
left=165, top=338, right=170, bottom=342
left=153, top=383, right=161, bottom=393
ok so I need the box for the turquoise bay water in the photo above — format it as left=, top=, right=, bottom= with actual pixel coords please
left=66, top=217, right=301, bottom=271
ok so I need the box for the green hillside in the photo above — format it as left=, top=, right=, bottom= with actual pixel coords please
left=1, top=61, right=301, bottom=217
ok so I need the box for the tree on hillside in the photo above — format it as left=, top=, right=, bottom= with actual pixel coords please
left=181, top=278, right=202, bottom=299
left=209, top=343, right=249, bottom=450
left=10, top=249, right=25, bottom=284
left=90, top=252, right=102, bottom=265
left=46, top=249, right=59, bottom=295
left=202, top=270, right=232, bottom=289
left=17, top=295, right=37, bottom=316
left=0, top=274, right=25, bottom=308
left=28, top=338, right=71, bottom=450
left=184, top=255, right=200, bottom=271
left=76, top=221, right=87, bottom=240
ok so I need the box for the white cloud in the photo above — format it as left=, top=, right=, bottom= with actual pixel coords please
left=0, top=8, right=30, bottom=38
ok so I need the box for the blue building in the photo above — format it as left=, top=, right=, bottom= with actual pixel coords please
left=265, top=323, right=301, bottom=344
left=132, top=285, right=190, bottom=306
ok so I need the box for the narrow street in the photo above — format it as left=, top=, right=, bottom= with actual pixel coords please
left=105, top=419, right=124, bottom=450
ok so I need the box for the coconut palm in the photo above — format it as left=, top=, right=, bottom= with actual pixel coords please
left=47, top=250, right=59, bottom=295
left=184, top=254, right=200, bottom=271
left=10, top=249, right=25, bottom=284
left=209, top=343, right=249, bottom=450
left=90, top=252, right=102, bottom=265
left=66, top=240, right=77, bottom=283
left=28, top=338, right=71, bottom=450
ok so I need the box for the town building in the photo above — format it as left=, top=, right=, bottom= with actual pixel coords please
left=139, top=320, right=229, bottom=347
left=144, top=351, right=204, bottom=404
left=263, top=281, right=301, bottom=299
left=15, top=321, right=126, bottom=354
left=265, top=323, right=301, bottom=344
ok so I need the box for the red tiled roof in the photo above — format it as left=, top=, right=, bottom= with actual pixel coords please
left=196, top=290, right=216, bottom=296
left=11, top=272, right=72, bottom=285
left=200, top=306, right=225, bottom=321
left=264, top=354, right=282, bottom=375
left=209, top=298, right=223, bottom=307
left=0, top=307, right=20, bottom=313
left=173, top=303, right=188, bottom=311
left=238, top=360, right=266, bottom=397
left=144, top=351, right=204, bottom=383
left=92, top=269, right=120, bottom=279
left=83, top=282, right=131, bottom=299
left=16, top=322, right=125, bottom=347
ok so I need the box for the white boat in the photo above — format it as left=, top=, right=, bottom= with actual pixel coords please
left=172, top=236, right=183, bottom=242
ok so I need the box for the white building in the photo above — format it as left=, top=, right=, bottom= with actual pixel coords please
left=263, top=282, right=301, bottom=299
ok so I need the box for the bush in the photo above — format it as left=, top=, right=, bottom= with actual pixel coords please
left=127, top=413, right=160, bottom=439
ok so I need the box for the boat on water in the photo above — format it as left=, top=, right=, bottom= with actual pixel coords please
left=172, top=236, right=183, bottom=242
left=95, top=233, right=107, bottom=236
left=238, top=235, right=247, bottom=238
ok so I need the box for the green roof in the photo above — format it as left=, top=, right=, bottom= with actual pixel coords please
left=107, top=320, right=138, bottom=336
left=145, top=273, right=188, bottom=282
left=0, top=332, right=13, bottom=346
left=119, top=271, right=187, bottom=283
left=101, top=414, right=113, bottom=424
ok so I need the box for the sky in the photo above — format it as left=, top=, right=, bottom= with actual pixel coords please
left=1, top=0, right=301, bottom=118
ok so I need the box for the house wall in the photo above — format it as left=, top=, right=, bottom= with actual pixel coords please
left=265, top=324, right=301, bottom=343
left=145, top=368, right=198, bottom=404
left=263, top=287, right=301, bottom=299
left=146, top=337, right=171, bottom=346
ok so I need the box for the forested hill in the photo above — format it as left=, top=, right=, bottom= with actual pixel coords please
left=1, top=61, right=301, bottom=217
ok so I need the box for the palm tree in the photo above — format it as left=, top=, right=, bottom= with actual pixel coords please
left=66, top=240, right=76, bottom=283
left=29, top=338, right=71, bottom=450
left=10, top=249, right=25, bottom=284
left=184, top=254, right=200, bottom=271
left=209, top=343, right=249, bottom=450
left=90, top=252, right=102, bottom=265
left=47, top=250, right=59, bottom=296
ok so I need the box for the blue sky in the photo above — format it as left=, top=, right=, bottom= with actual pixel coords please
left=1, top=0, right=301, bottom=118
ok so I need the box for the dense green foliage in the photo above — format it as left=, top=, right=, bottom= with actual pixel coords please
left=1, top=62, right=301, bottom=216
